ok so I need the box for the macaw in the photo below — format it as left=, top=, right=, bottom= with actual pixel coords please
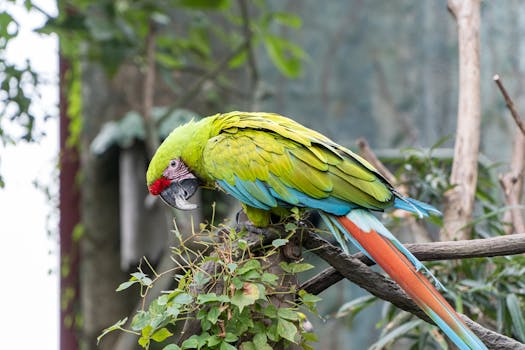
left=146, top=111, right=487, bottom=350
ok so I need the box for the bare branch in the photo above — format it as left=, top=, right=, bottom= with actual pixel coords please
left=493, top=74, right=525, bottom=234
left=494, top=74, right=525, bottom=136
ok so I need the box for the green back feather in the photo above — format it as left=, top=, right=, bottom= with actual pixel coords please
left=147, top=111, right=395, bottom=211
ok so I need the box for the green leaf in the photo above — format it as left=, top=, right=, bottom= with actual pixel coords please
left=237, top=260, right=261, bottom=275
left=266, top=323, right=279, bottom=342
left=151, top=328, right=173, bottom=342
left=173, top=292, right=193, bottom=305
left=116, top=280, right=138, bottom=292
left=284, top=222, right=297, bottom=232
left=298, top=290, right=322, bottom=304
left=507, top=294, right=525, bottom=341
left=303, top=332, right=318, bottom=342
left=197, top=292, right=229, bottom=304
left=97, top=317, right=127, bottom=344
left=228, top=49, right=247, bottom=68
left=224, top=333, right=238, bottom=342
left=261, top=272, right=278, bottom=285
left=166, top=304, right=180, bottom=318
left=253, top=333, right=269, bottom=349
left=193, top=271, right=211, bottom=288
left=157, top=294, right=169, bottom=306
left=240, top=341, right=255, bottom=350
left=263, top=35, right=305, bottom=78
left=277, top=308, right=299, bottom=321
left=207, top=335, right=221, bottom=347
left=162, top=344, right=181, bottom=350
left=272, top=12, right=302, bottom=29
left=207, top=306, right=222, bottom=324
left=369, top=319, right=423, bottom=349
left=181, top=335, right=199, bottom=349
left=335, top=295, right=377, bottom=319
left=264, top=304, right=278, bottom=318
left=220, top=342, right=237, bottom=350
left=131, top=272, right=153, bottom=287
left=131, top=311, right=150, bottom=331
left=231, top=283, right=259, bottom=312
left=138, top=335, right=150, bottom=348
left=277, top=318, right=298, bottom=343
left=272, top=238, right=288, bottom=248
left=227, top=262, right=238, bottom=273
left=279, top=262, right=314, bottom=273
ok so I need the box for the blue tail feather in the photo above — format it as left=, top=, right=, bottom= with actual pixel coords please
left=394, top=197, right=441, bottom=218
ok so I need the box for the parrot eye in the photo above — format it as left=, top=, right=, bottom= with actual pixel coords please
left=170, top=159, right=177, bottom=167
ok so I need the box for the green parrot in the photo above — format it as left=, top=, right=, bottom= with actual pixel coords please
left=147, top=111, right=487, bottom=350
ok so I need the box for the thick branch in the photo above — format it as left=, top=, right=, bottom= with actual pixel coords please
left=301, top=230, right=525, bottom=349
left=301, top=233, right=525, bottom=294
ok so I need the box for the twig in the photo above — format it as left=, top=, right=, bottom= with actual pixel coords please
left=300, top=232, right=525, bottom=295
left=301, top=230, right=525, bottom=349
left=494, top=74, right=525, bottom=136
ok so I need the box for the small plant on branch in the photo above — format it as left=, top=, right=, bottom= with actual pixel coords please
left=99, top=219, right=321, bottom=350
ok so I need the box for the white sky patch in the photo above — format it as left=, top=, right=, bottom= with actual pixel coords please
left=0, top=1, right=59, bottom=349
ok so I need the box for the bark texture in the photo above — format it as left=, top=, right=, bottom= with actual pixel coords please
left=442, top=0, right=482, bottom=240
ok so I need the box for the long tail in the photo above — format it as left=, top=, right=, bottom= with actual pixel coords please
left=321, top=209, right=487, bottom=350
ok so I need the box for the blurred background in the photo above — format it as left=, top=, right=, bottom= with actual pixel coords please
left=1, top=0, right=524, bottom=349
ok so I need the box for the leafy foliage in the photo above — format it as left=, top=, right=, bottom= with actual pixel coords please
left=100, top=224, right=320, bottom=349
left=0, top=4, right=50, bottom=150
left=42, top=0, right=306, bottom=79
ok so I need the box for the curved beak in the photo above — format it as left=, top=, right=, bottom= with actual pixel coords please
left=159, top=178, right=199, bottom=210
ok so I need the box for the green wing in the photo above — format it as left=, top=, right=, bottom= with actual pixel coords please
left=202, top=112, right=395, bottom=214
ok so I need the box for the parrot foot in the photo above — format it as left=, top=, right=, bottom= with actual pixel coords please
left=235, top=210, right=269, bottom=236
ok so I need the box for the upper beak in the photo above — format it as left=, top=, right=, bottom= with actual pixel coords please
left=159, top=178, right=199, bottom=210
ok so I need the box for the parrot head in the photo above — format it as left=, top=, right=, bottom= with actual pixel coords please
left=147, top=157, right=199, bottom=210
left=146, top=119, right=206, bottom=210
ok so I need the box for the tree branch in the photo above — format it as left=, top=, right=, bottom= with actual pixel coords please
left=300, top=230, right=525, bottom=349
left=494, top=74, right=525, bottom=136
left=300, top=232, right=525, bottom=295
left=494, top=74, right=525, bottom=234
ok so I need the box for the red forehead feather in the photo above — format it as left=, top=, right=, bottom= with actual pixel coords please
left=148, top=177, right=171, bottom=195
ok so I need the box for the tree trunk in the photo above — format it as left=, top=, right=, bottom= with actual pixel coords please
left=59, top=52, right=80, bottom=350
left=442, top=0, right=481, bottom=240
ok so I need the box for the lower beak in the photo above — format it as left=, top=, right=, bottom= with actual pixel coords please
left=160, top=178, right=199, bottom=210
